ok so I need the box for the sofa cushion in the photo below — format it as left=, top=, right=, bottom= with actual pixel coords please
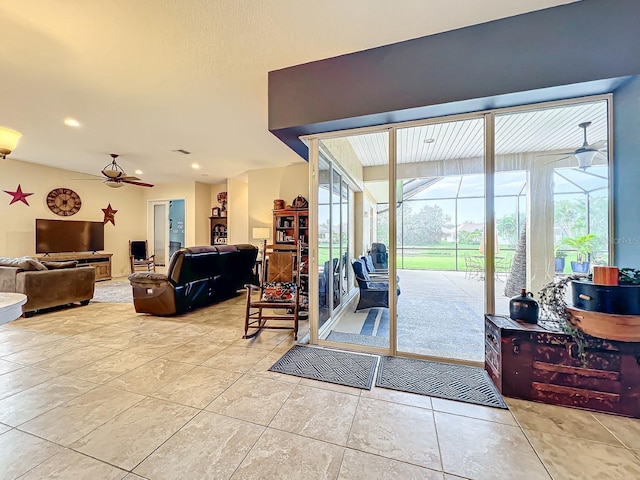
left=261, top=281, right=296, bottom=302
left=128, top=272, right=170, bottom=289
left=0, top=256, right=48, bottom=271
left=41, top=260, right=78, bottom=270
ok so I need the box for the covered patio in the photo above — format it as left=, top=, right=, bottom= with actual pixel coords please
left=323, top=270, right=511, bottom=363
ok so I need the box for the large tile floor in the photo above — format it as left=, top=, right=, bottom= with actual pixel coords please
left=1, top=296, right=639, bottom=479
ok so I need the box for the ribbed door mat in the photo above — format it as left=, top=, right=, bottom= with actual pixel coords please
left=376, top=356, right=508, bottom=409
left=269, top=345, right=379, bottom=390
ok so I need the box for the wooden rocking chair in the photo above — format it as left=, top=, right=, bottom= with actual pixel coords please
left=244, top=242, right=300, bottom=340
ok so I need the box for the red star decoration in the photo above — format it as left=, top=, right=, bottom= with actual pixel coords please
left=3, top=184, right=34, bottom=206
left=102, top=203, right=118, bottom=225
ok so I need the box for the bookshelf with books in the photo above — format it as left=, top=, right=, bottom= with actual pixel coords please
left=272, top=207, right=308, bottom=315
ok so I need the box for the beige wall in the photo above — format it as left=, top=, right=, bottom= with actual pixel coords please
left=247, top=163, right=309, bottom=246
left=1, top=159, right=146, bottom=278
left=194, top=182, right=212, bottom=246
left=227, top=177, right=249, bottom=245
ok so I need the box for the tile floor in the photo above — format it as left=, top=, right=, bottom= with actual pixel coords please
left=0, top=296, right=639, bottom=479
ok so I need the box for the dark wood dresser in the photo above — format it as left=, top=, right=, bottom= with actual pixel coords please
left=485, top=315, right=640, bottom=418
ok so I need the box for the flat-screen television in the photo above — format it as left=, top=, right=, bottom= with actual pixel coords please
left=36, top=219, right=105, bottom=254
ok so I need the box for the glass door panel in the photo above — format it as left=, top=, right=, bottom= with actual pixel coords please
left=316, top=131, right=389, bottom=349
left=395, top=117, right=485, bottom=362
left=494, top=100, right=610, bottom=315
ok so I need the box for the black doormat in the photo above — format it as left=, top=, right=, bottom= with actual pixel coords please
left=376, top=356, right=508, bottom=409
left=269, top=345, right=379, bottom=390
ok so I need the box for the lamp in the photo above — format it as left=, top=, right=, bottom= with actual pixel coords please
left=0, top=127, right=22, bottom=159
left=574, top=149, right=598, bottom=170
left=252, top=227, right=270, bottom=241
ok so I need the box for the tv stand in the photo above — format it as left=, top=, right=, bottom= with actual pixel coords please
left=36, top=252, right=112, bottom=282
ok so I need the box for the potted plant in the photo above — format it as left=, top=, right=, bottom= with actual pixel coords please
left=554, top=249, right=567, bottom=273
left=562, top=233, right=596, bottom=273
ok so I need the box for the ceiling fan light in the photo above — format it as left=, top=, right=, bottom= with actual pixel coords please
left=0, top=126, right=22, bottom=159
left=575, top=149, right=597, bottom=170
left=101, top=167, right=123, bottom=179
left=104, top=180, right=124, bottom=188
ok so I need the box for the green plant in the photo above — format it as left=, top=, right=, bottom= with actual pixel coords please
left=538, top=274, right=589, bottom=366
left=561, top=233, right=596, bottom=263
left=555, top=249, right=567, bottom=259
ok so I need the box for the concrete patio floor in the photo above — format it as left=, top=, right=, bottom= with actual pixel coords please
left=326, top=270, right=512, bottom=363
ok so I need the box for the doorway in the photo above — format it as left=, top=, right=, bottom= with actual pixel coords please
left=148, top=199, right=185, bottom=266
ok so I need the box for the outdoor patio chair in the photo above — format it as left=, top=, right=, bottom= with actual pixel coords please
left=360, top=255, right=399, bottom=282
left=244, top=242, right=300, bottom=339
left=463, top=253, right=484, bottom=280
left=370, top=243, right=389, bottom=271
left=351, top=258, right=400, bottom=312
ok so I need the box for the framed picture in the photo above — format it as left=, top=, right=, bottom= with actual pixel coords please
left=212, top=207, right=221, bottom=217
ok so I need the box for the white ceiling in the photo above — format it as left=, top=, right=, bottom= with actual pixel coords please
left=2, top=0, right=577, bottom=186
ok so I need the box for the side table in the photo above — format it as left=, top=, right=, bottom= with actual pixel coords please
left=0, top=293, right=28, bottom=325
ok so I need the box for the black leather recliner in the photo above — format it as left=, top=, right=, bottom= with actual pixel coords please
left=128, top=244, right=258, bottom=315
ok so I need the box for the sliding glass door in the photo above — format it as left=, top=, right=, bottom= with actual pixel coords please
left=307, top=95, right=612, bottom=364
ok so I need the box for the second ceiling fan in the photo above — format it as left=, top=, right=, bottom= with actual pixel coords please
left=542, top=121, right=607, bottom=170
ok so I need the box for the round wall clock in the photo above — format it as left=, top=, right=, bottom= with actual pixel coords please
left=46, top=188, right=82, bottom=216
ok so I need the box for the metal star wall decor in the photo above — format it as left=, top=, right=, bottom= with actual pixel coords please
left=102, top=203, right=118, bottom=225
left=3, top=184, right=33, bottom=206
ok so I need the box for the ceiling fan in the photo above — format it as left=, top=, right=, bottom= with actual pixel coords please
left=542, top=122, right=607, bottom=170
left=100, top=154, right=154, bottom=188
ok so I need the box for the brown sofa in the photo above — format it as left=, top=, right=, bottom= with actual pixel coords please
left=128, top=244, right=258, bottom=315
left=0, top=256, right=96, bottom=316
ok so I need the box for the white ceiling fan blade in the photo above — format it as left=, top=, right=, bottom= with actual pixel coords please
left=537, top=151, right=574, bottom=157
left=545, top=155, right=572, bottom=165
left=588, top=140, right=607, bottom=150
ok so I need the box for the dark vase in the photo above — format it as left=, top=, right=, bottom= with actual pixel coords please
left=509, top=288, right=539, bottom=324
left=571, top=261, right=590, bottom=273
left=554, top=257, right=565, bottom=273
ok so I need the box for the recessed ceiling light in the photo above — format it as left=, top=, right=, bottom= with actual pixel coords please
left=424, top=138, right=436, bottom=144
left=64, top=118, right=81, bottom=128
left=134, top=169, right=143, bottom=175
left=191, top=163, right=200, bottom=170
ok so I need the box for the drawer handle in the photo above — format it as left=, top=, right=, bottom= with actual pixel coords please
left=512, top=338, right=520, bottom=355
left=579, top=294, right=592, bottom=301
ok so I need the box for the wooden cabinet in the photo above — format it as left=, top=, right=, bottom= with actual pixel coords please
left=37, top=253, right=112, bottom=282
left=485, top=314, right=640, bottom=418
left=272, top=208, right=308, bottom=314
left=210, top=216, right=228, bottom=245
left=272, top=208, right=308, bottom=246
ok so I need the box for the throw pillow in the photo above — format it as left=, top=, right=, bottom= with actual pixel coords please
left=41, top=260, right=78, bottom=269
left=261, top=282, right=296, bottom=302
left=0, top=256, right=48, bottom=271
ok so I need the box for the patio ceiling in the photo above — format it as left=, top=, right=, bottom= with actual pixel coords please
left=347, top=100, right=608, bottom=166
